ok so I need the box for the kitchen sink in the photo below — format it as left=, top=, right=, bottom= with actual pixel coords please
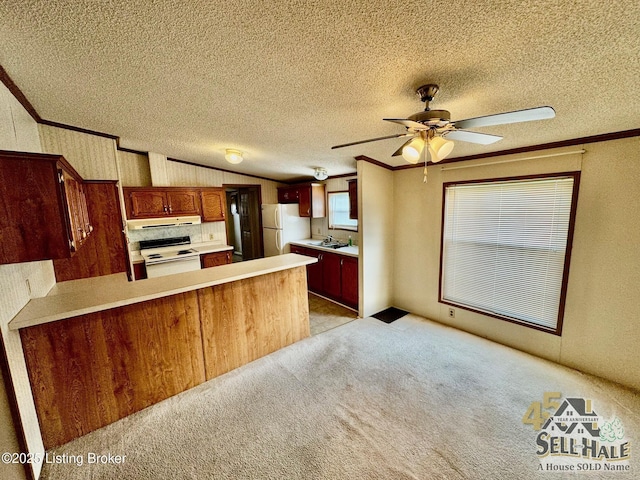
left=321, top=241, right=349, bottom=249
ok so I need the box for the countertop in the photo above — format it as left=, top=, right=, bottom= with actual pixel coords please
left=10, top=254, right=316, bottom=330
left=290, top=239, right=359, bottom=258
left=130, top=242, right=233, bottom=264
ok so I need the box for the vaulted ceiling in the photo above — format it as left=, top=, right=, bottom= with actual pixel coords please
left=1, top=1, right=639, bottom=181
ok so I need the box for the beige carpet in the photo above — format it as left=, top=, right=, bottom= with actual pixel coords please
left=41, top=315, right=640, bottom=479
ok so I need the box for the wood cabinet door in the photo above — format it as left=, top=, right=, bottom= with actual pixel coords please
left=200, top=188, right=226, bottom=222
left=277, top=186, right=299, bottom=204
left=322, top=251, right=342, bottom=299
left=348, top=180, right=358, bottom=219
left=166, top=189, right=200, bottom=216
left=307, top=251, right=324, bottom=293
left=60, top=170, right=84, bottom=251
left=127, top=189, right=167, bottom=218
left=298, top=186, right=311, bottom=217
left=201, top=251, right=232, bottom=268
left=340, top=256, right=358, bottom=308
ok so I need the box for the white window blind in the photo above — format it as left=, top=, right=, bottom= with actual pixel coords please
left=441, top=175, right=577, bottom=332
left=328, top=192, right=358, bottom=231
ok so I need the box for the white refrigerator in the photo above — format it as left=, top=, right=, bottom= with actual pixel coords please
left=262, top=204, right=311, bottom=257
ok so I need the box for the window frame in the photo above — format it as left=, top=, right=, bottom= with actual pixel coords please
left=327, top=190, right=358, bottom=232
left=438, top=171, right=581, bottom=335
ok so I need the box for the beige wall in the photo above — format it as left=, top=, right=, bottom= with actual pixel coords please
left=0, top=82, right=51, bottom=480
left=118, top=150, right=152, bottom=187
left=392, top=139, right=640, bottom=390
left=359, top=160, right=394, bottom=317
left=38, top=124, right=119, bottom=180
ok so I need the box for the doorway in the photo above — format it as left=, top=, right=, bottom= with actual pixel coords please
left=224, top=185, right=264, bottom=261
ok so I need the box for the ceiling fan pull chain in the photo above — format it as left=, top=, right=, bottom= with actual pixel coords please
left=423, top=137, right=429, bottom=183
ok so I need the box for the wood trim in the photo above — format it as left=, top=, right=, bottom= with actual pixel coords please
left=0, top=65, right=41, bottom=123
left=38, top=119, right=118, bottom=140
left=116, top=146, right=149, bottom=156
left=167, top=157, right=282, bottom=183
left=354, top=155, right=394, bottom=170
left=437, top=171, right=581, bottom=336
left=397, top=128, right=640, bottom=170
left=327, top=172, right=357, bottom=180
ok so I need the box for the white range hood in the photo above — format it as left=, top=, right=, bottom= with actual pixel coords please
left=127, top=215, right=201, bottom=230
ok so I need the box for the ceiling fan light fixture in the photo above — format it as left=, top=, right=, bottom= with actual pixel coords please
left=428, top=136, right=454, bottom=163
left=225, top=149, right=244, bottom=164
left=313, top=167, right=328, bottom=180
left=402, top=137, right=424, bottom=164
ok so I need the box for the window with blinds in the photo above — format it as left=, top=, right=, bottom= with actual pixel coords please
left=440, top=172, right=580, bottom=334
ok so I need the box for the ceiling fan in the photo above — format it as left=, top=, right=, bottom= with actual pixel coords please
left=331, top=84, right=555, bottom=164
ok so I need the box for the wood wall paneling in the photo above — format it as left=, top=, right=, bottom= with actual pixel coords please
left=20, top=267, right=310, bottom=449
left=53, top=181, right=127, bottom=282
left=20, top=291, right=205, bottom=448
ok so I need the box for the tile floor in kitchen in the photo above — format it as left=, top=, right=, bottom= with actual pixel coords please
left=308, top=293, right=358, bottom=336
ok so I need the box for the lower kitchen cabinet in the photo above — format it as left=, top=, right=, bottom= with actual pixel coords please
left=291, top=245, right=358, bottom=309
left=340, top=256, right=358, bottom=307
left=133, top=262, right=147, bottom=280
left=200, top=250, right=232, bottom=268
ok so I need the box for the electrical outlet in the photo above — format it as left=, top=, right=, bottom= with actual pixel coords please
left=448, top=308, right=455, bottom=318
left=209, top=233, right=214, bottom=241
left=317, top=228, right=321, bottom=234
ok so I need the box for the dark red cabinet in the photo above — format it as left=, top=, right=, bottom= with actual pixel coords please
left=290, top=245, right=358, bottom=309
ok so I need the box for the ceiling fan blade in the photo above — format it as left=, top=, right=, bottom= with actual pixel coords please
left=331, top=133, right=412, bottom=149
left=445, top=129, right=503, bottom=145
left=391, top=137, right=417, bottom=157
left=383, top=118, right=427, bottom=130
left=453, top=106, right=555, bottom=130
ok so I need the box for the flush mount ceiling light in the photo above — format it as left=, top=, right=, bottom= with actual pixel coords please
left=313, top=167, right=328, bottom=180
left=225, top=149, right=243, bottom=164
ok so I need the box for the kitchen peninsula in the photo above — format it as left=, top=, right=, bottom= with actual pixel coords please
left=11, top=254, right=316, bottom=449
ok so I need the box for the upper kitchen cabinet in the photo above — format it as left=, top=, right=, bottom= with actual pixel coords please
left=277, top=182, right=326, bottom=218
left=200, top=188, right=226, bottom=222
left=348, top=179, right=358, bottom=219
left=0, top=150, right=92, bottom=264
left=123, top=187, right=201, bottom=219
left=277, top=185, right=299, bottom=204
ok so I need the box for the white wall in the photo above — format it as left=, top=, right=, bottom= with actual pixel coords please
left=359, top=160, right=394, bottom=317
left=392, top=139, right=640, bottom=391
left=0, top=82, right=52, bottom=480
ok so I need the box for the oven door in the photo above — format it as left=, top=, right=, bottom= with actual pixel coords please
left=145, top=256, right=201, bottom=278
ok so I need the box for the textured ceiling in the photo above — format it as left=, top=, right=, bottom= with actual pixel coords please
left=1, top=1, right=639, bottom=181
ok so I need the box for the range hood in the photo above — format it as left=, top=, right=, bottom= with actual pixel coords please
left=127, top=215, right=202, bottom=230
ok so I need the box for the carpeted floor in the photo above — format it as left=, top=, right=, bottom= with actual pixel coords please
left=41, top=315, right=640, bottom=479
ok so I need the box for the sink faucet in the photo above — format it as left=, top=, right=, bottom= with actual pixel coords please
left=325, top=235, right=333, bottom=243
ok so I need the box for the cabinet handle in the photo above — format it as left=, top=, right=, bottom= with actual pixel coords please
left=168, top=205, right=173, bottom=213
left=69, top=240, right=76, bottom=251
left=88, top=225, right=94, bottom=232
left=58, top=171, right=65, bottom=183
left=341, top=259, right=343, bottom=266
left=163, top=205, right=168, bottom=213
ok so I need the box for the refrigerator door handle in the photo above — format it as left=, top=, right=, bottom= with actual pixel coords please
left=274, top=206, right=280, bottom=230
left=276, top=229, right=282, bottom=253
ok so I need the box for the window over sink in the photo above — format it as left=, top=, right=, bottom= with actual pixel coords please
left=328, top=191, right=358, bottom=231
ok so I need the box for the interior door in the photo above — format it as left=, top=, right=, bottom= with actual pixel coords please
left=239, top=188, right=263, bottom=260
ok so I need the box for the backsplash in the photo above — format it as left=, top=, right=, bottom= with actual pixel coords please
left=127, top=222, right=226, bottom=251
